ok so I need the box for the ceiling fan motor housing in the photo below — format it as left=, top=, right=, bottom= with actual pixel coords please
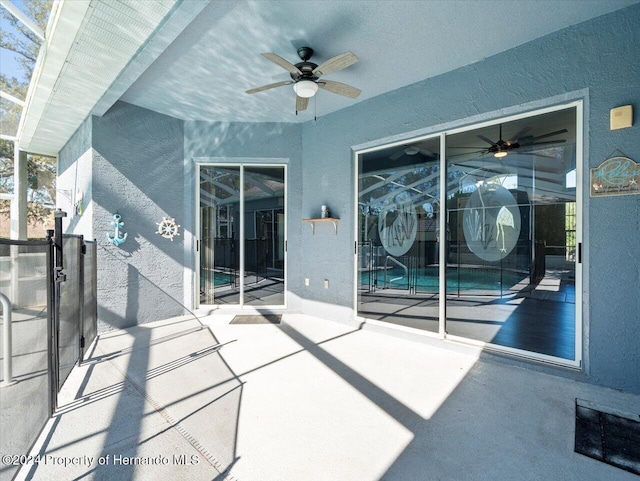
left=290, top=46, right=319, bottom=82
left=291, top=62, right=319, bottom=82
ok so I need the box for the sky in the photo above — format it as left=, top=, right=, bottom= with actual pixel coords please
left=1, top=0, right=46, bottom=84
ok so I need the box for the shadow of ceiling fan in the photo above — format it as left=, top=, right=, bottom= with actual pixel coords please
left=450, top=125, right=568, bottom=159
left=245, top=46, right=361, bottom=114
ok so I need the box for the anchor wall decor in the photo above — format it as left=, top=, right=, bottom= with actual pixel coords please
left=107, top=213, right=128, bottom=246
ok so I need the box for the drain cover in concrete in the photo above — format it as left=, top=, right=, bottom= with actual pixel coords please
left=230, top=315, right=282, bottom=324
left=575, top=399, right=640, bottom=475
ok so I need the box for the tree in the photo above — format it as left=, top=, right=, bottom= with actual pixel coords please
left=1, top=0, right=55, bottom=236
left=0, top=0, right=52, bottom=80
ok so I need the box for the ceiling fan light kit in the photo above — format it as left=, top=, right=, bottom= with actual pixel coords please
left=246, top=46, right=361, bottom=113
left=494, top=150, right=508, bottom=158
left=293, top=79, right=318, bottom=98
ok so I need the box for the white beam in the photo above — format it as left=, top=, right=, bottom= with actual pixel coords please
left=0, top=90, right=25, bottom=107
left=0, top=0, right=45, bottom=41
left=10, top=146, right=27, bottom=240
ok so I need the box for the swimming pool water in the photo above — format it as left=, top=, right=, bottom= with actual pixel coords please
left=202, top=271, right=234, bottom=286
left=361, top=267, right=527, bottom=292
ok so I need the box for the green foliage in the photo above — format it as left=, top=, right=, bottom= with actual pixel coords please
left=0, top=0, right=51, bottom=80
left=1, top=74, right=27, bottom=136
left=1, top=0, right=55, bottom=227
left=0, top=139, right=56, bottom=223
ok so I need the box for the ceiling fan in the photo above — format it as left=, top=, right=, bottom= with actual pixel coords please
left=389, top=144, right=437, bottom=161
left=245, top=46, right=361, bottom=113
left=451, top=125, right=568, bottom=159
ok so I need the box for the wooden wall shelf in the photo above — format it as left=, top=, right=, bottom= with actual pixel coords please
left=303, top=218, right=339, bottom=234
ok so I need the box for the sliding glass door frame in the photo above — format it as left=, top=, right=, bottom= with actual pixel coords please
left=354, top=100, right=583, bottom=368
left=196, top=162, right=287, bottom=310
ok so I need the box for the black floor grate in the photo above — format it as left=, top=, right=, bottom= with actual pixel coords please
left=575, top=399, right=640, bottom=475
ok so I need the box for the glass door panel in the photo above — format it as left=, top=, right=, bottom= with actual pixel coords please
left=357, top=137, right=441, bottom=333
left=200, top=166, right=240, bottom=305
left=445, top=107, right=577, bottom=360
left=243, top=166, right=286, bottom=306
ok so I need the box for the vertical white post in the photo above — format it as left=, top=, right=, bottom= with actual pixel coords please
left=438, top=133, right=447, bottom=338
left=0, top=292, right=16, bottom=387
left=10, top=146, right=27, bottom=307
left=10, top=146, right=27, bottom=240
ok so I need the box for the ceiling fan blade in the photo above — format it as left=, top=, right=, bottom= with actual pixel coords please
left=447, top=150, right=487, bottom=158
left=448, top=146, right=488, bottom=149
left=514, top=152, right=557, bottom=159
left=246, top=80, right=293, bottom=94
left=509, top=126, right=532, bottom=142
left=318, top=80, right=361, bottom=98
left=261, top=53, right=302, bottom=75
left=389, top=150, right=405, bottom=161
left=313, top=52, right=358, bottom=77
left=296, top=95, right=309, bottom=112
left=417, top=147, right=437, bottom=157
left=476, top=134, right=497, bottom=146
left=530, top=139, right=567, bottom=146
left=529, top=129, right=568, bottom=142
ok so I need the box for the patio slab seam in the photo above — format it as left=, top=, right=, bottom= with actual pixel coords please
left=96, top=343, right=241, bottom=481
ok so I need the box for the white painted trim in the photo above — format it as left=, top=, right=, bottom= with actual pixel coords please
left=195, top=163, right=201, bottom=309
left=445, top=334, right=582, bottom=369
left=193, top=157, right=289, bottom=165
left=438, top=132, right=446, bottom=338
left=353, top=149, right=359, bottom=318
left=352, top=98, right=584, bottom=370
left=574, top=101, right=584, bottom=367
left=0, top=134, right=18, bottom=142
left=196, top=161, right=288, bottom=311
left=239, top=166, right=245, bottom=307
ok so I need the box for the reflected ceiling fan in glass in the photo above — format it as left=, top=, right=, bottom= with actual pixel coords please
left=389, top=144, right=438, bottom=161
left=449, top=124, right=567, bottom=159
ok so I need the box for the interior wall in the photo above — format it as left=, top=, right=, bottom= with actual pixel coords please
left=300, top=4, right=639, bottom=393
left=92, top=101, right=186, bottom=331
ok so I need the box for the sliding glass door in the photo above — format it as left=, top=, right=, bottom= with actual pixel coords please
left=357, top=135, right=441, bottom=333
left=445, top=107, right=578, bottom=360
left=199, top=164, right=286, bottom=307
left=356, top=103, right=581, bottom=364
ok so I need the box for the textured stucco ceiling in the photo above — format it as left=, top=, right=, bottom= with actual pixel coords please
left=120, top=0, right=639, bottom=123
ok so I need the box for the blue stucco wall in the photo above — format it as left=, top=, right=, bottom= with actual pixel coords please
left=92, top=101, right=186, bottom=331
left=300, top=4, right=640, bottom=393
left=61, top=4, right=640, bottom=393
left=58, top=116, right=93, bottom=238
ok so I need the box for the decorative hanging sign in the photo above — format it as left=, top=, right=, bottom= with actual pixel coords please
left=107, top=213, right=128, bottom=246
left=590, top=152, right=640, bottom=197
left=156, top=217, right=180, bottom=241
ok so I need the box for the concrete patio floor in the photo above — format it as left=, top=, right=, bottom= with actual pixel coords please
left=16, top=313, right=639, bottom=480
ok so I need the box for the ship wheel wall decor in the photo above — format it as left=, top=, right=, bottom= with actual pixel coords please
left=156, top=217, right=180, bottom=241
